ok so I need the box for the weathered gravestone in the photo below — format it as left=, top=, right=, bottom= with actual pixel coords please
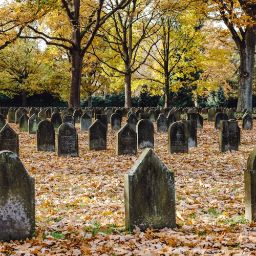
left=28, top=114, right=40, bottom=134
left=116, top=124, right=137, bottom=155
left=19, top=114, right=29, bottom=132
left=124, top=148, right=176, bottom=230
left=245, top=148, right=256, bottom=222
left=51, top=112, right=62, bottom=130
left=186, top=120, right=197, bottom=148
left=80, top=113, right=92, bottom=132
left=243, top=113, right=253, bottom=130
left=15, top=108, right=27, bottom=124
left=45, top=108, right=52, bottom=118
left=38, top=109, right=47, bottom=120
left=157, top=114, right=168, bottom=133
left=29, top=107, right=39, bottom=117
left=127, top=113, right=138, bottom=131
left=7, top=108, right=15, bottom=123
left=111, top=113, right=122, bottom=131
left=137, top=119, right=154, bottom=149
left=62, top=114, right=74, bottom=125
left=219, top=120, right=240, bottom=152
left=0, top=114, right=6, bottom=130
left=187, top=112, right=203, bottom=129
left=0, top=124, right=19, bottom=156
left=167, top=112, right=176, bottom=127
left=215, top=112, right=228, bottom=129
left=168, top=121, right=188, bottom=154
left=226, top=109, right=235, bottom=120
left=96, top=114, right=108, bottom=129
left=88, top=120, right=107, bottom=150
left=57, top=123, right=78, bottom=156
left=0, top=151, right=35, bottom=241
left=73, top=109, right=83, bottom=123
left=37, top=120, right=55, bottom=152
left=208, top=108, right=217, bottom=122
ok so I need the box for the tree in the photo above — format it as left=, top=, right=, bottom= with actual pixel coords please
left=20, top=0, right=131, bottom=107
left=205, top=0, right=256, bottom=111
left=92, top=0, right=160, bottom=107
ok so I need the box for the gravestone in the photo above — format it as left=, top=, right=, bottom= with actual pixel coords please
left=45, top=108, right=52, bottom=118
left=111, top=113, right=122, bottom=131
left=219, top=120, right=240, bottom=152
left=149, top=110, right=156, bottom=122
left=57, top=123, right=78, bottom=156
left=137, top=119, right=154, bottom=149
left=96, top=114, right=108, bottom=129
left=0, top=151, right=35, bottom=241
left=28, top=114, right=41, bottom=134
left=157, top=114, right=168, bottom=133
left=88, top=120, right=107, bottom=150
left=19, top=114, right=29, bottom=132
left=0, top=114, right=6, bottom=130
left=245, top=148, right=256, bottom=222
left=167, top=112, right=177, bottom=128
left=215, top=112, right=228, bottom=129
left=15, top=108, right=26, bottom=124
left=29, top=107, right=39, bottom=117
left=168, top=121, right=188, bottom=154
left=37, top=120, right=55, bottom=152
left=62, top=114, right=74, bottom=125
left=127, top=113, right=138, bottom=131
left=38, top=109, right=46, bottom=120
left=73, top=109, right=83, bottom=123
left=124, top=148, right=176, bottom=230
left=7, top=108, right=15, bottom=123
left=116, top=124, right=137, bottom=155
left=51, top=112, right=62, bottom=130
left=197, top=114, right=204, bottom=129
left=0, top=124, right=19, bottom=155
left=226, top=109, right=235, bottom=120
left=80, top=113, right=92, bottom=132
left=186, top=120, right=197, bottom=148
left=208, top=108, right=216, bottom=122
left=243, top=113, right=253, bottom=130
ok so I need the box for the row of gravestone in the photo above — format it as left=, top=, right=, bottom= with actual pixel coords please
left=2, top=145, right=256, bottom=241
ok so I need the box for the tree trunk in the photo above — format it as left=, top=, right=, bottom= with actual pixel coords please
left=21, top=91, right=27, bottom=107
left=125, top=71, right=132, bottom=108
left=237, top=27, right=256, bottom=112
left=164, top=76, right=170, bottom=108
left=69, top=50, right=83, bottom=108
left=88, top=95, right=92, bottom=107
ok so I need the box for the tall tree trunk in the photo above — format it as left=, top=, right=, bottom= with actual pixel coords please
left=21, top=91, right=27, bottom=107
left=69, top=49, right=82, bottom=108
left=124, top=69, right=132, bottom=108
left=164, top=75, right=170, bottom=108
left=237, top=27, right=256, bottom=112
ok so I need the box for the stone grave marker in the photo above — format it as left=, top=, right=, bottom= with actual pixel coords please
left=124, top=148, right=176, bottom=230
left=51, top=112, right=62, bottom=130
left=0, top=151, right=35, bottom=241
left=88, top=120, right=107, bottom=150
left=37, top=120, right=55, bottom=152
left=111, top=113, right=122, bottom=131
left=242, top=113, right=253, bottom=130
left=116, top=124, right=137, bottom=155
left=28, top=114, right=40, bottom=134
left=0, top=124, right=19, bottom=156
left=80, top=112, right=92, bottom=132
left=136, top=119, right=154, bottom=149
left=219, top=120, right=240, bottom=152
left=127, top=113, right=138, bottom=131
left=57, top=123, right=78, bottom=156
left=157, top=114, right=168, bottom=133
left=0, top=114, right=6, bottom=130
left=168, top=121, right=188, bottom=154
left=19, top=114, right=29, bottom=132
left=215, top=112, right=228, bottom=129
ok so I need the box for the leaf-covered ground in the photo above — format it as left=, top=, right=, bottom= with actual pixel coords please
left=1, top=121, right=256, bottom=255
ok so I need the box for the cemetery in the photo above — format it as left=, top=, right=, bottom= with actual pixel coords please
left=1, top=0, right=256, bottom=255
left=0, top=106, right=254, bottom=254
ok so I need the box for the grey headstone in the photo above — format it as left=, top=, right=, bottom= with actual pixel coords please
left=51, top=112, right=62, bottom=130
left=80, top=113, right=92, bottom=132
left=111, top=113, right=122, bottom=131
left=37, top=120, right=55, bottom=152
left=137, top=119, right=154, bottom=149
left=57, top=123, right=78, bottom=157
left=125, top=148, right=176, bottom=231
left=19, top=114, right=29, bottom=132
left=88, top=120, right=107, bottom=150
left=116, top=124, right=137, bottom=155
left=157, top=114, right=168, bottom=133
left=0, top=151, right=35, bottom=241
left=215, top=112, right=228, bottom=129
left=243, top=113, right=253, bottom=130
left=168, top=121, right=188, bottom=154
left=28, top=114, right=40, bottom=134
left=0, top=124, right=19, bottom=156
